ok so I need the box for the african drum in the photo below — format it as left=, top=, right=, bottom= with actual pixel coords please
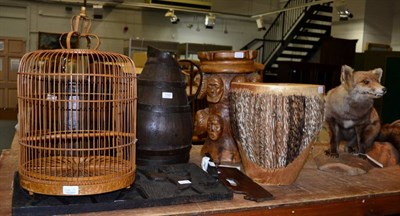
left=230, top=83, right=325, bottom=185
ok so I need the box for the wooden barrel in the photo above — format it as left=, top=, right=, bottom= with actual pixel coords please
left=136, top=47, right=192, bottom=165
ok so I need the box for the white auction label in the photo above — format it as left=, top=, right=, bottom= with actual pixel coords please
left=178, top=180, right=192, bottom=185
left=201, top=156, right=210, bottom=172
left=318, top=85, right=324, bottom=94
left=162, top=92, right=173, bottom=99
left=63, top=186, right=79, bottom=195
left=234, top=52, right=244, bottom=58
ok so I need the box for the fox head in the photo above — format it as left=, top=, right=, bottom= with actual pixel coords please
left=340, top=65, right=387, bottom=99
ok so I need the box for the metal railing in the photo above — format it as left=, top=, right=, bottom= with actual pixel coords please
left=242, top=0, right=313, bottom=66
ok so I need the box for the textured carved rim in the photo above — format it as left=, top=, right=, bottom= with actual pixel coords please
left=198, top=50, right=258, bottom=61
left=231, top=82, right=325, bottom=96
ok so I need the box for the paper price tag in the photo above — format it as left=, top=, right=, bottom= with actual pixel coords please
left=63, top=186, right=79, bottom=195
left=162, top=92, right=173, bottom=99
left=201, top=156, right=210, bottom=171
left=318, top=85, right=324, bottom=94
left=178, top=180, right=192, bottom=185
left=234, top=52, right=244, bottom=58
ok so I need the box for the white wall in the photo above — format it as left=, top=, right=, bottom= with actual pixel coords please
left=391, top=0, right=400, bottom=51
left=331, top=0, right=397, bottom=52
left=331, top=0, right=366, bottom=52
left=127, top=8, right=264, bottom=51
left=363, top=0, right=393, bottom=50
left=0, top=3, right=28, bottom=38
left=0, top=1, right=264, bottom=54
left=1, top=0, right=400, bottom=54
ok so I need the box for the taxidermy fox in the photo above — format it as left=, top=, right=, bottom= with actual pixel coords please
left=325, top=65, right=387, bottom=157
left=379, top=120, right=400, bottom=152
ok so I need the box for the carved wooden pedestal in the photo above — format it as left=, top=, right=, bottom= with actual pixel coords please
left=194, top=50, right=261, bottom=164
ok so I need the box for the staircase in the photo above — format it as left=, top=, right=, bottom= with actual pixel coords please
left=242, top=0, right=333, bottom=72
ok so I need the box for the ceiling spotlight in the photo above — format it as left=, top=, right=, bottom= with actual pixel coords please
left=205, top=13, right=216, bottom=29
left=337, top=6, right=353, bottom=21
left=256, top=17, right=266, bottom=31
left=170, top=15, right=179, bottom=24
left=165, top=9, right=180, bottom=24
left=93, top=4, right=103, bottom=19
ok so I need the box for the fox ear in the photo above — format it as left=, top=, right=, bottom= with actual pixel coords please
left=340, top=65, right=354, bottom=87
left=373, top=68, right=383, bottom=82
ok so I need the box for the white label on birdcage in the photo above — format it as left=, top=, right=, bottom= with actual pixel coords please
left=63, top=186, right=79, bottom=195
left=234, top=52, right=244, bottom=58
left=46, top=94, right=57, bottom=101
left=162, top=92, right=173, bottom=99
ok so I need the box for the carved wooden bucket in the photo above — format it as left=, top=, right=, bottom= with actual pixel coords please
left=230, top=83, right=325, bottom=185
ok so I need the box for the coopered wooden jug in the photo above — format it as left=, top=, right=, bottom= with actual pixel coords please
left=136, top=46, right=196, bottom=165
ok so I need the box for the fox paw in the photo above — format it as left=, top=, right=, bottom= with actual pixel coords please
left=325, top=150, right=339, bottom=158
left=344, top=146, right=357, bottom=154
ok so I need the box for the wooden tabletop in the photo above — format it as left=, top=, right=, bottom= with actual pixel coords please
left=2, top=133, right=400, bottom=216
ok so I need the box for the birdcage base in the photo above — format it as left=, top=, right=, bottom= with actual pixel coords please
left=19, top=155, right=135, bottom=196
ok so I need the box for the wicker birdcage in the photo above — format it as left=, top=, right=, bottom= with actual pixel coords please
left=17, top=7, right=137, bottom=196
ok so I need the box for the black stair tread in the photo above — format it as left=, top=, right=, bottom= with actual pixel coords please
left=279, top=53, right=308, bottom=58
left=303, top=23, right=331, bottom=30
left=310, top=4, right=333, bottom=13
left=284, top=46, right=316, bottom=52
left=290, top=39, right=320, bottom=45
left=308, top=14, right=332, bottom=22
left=282, top=50, right=308, bottom=55
left=297, top=31, right=328, bottom=38
left=276, top=58, right=303, bottom=63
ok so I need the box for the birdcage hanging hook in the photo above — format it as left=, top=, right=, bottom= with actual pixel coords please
left=59, top=6, right=100, bottom=50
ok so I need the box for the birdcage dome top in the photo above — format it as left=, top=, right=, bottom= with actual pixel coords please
left=19, top=48, right=136, bottom=76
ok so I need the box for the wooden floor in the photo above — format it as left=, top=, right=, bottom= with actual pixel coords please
left=2, top=133, right=400, bottom=216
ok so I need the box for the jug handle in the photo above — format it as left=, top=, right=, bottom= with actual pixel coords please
left=179, top=59, right=203, bottom=104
